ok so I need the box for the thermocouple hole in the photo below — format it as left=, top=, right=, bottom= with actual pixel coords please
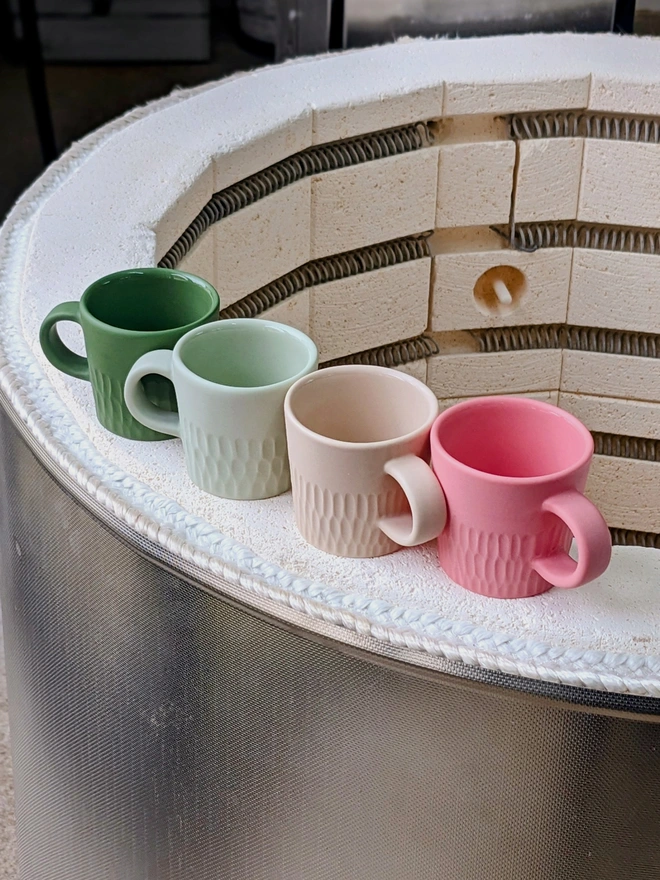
left=473, top=266, right=528, bottom=316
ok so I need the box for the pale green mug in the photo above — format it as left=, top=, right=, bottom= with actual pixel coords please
left=124, top=318, right=318, bottom=500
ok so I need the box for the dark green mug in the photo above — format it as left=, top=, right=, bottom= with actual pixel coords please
left=39, top=268, right=220, bottom=440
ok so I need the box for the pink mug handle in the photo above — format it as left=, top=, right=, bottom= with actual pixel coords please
left=378, top=454, right=447, bottom=547
left=531, top=490, right=612, bottom=589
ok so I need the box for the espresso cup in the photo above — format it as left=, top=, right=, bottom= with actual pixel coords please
left=39, top=268, right=220, bottom=440
left=284, top=365, right=447, bottom=558
left=431, top=396, right=612, bottom=598
left=124, top=318, right=318, bottom=500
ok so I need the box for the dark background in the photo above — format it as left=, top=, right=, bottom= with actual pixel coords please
left=1, top=0, right=659, bottom=224
left=0, top=0, right=271, bottom=221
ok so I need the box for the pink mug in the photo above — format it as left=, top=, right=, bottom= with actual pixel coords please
left=430, top=397, right=612, bottom=598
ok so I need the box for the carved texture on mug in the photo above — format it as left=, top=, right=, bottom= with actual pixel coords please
left=91, top=368, right=173, bottom=439
left=438, top=519, right=570, bottom=597
left=90, top=369, right=147, bottom=436
left=182, top=423, right=289, bottom=499
left=292, top=469, right=406, bottom=557
left=91, top=369, right=126, bottom=424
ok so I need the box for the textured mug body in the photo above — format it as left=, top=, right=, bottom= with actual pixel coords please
left=174, top=366, right=293, bottom=500
left=39, top=268, right=220, bottom=440
left=83, top=318, right=185, bottom=440
left=285, top=366, right=446, bottom=558
left=431, top=397, right=612, bottom=598
left=124, top=319, right=318, bottom=500
left=288, top=433, right=429, bottom=558
left=435, top=466, right=582, bottom=598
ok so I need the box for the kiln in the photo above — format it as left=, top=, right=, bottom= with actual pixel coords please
left=1, top=32, right=660, bottom=880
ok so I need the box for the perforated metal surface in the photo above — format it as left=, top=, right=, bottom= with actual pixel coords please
left=1, top=409, right=660, bottom=879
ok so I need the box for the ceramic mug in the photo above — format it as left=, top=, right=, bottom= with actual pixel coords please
left=39, top=268, right=220, bottom=440
left=124, top=318, right=318, bottom=500
left=284, top=364, right=447, bottom=558
left=430, top=396, right=612, bottom=598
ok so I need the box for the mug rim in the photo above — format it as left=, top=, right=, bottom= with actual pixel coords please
left=80, top=268, right=219, bottom=336
left=284, top=364, right=439, bottom=449
left=172, top=318, right=319, bottom=393
left=431, top=395, right=594, bottom=485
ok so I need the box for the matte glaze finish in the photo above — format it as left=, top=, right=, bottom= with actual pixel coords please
left=432, top=397, right=612, bottom=597
left=39, top=268, right=220, bottom=441
left=125, top=319, right=318, bottom=499
left=284, top=365, right=446, bottom=557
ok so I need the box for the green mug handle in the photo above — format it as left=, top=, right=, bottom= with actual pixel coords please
left=39, top=302, right=90, bottom=381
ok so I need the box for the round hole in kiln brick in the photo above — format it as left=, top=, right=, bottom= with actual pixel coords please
left=473, top=266, right=527, bottom=317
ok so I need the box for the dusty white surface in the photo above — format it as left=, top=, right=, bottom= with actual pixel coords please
left=309, top=149, right=438, bottom=260
left=561, top=350, right=660, bottom=403
left=430, top=248, right=572, bottom=332
left=559, top=393, right=660, bottom=442
left=587, top=456, right=660, bottom=535
left=178, top=227, right=215, bottom=283
left=578, top=139, right=660, bottom=228
left=310, top=258, right=431, bottom=360
left=515, top=137, right=584, bottom=222
left=426, top=349, right=563, bottom=398
left=213, top=179, right=311, bottom=308
left=20, top=32, right=660, bottom=346
left=23, top=362, right=660, bottom=663
left=263, top=291, right=311, bottom=334
left=568, top=249, right=660, bottom=334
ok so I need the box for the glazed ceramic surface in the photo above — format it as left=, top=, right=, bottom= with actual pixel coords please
left=39, top=268, right=219, bottom=440
left=125, top=319, right=318, bottom=499
left=10, top=34, right=660, bottom=880
left=284, top=365, right=446, bottom=557
left=10, top=34, right=660, bottom=694
left=431, top=397, right=612, bottom=598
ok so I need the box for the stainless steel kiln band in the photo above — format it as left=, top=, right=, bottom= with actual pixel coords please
left=2, top=374, right=660, bottom=879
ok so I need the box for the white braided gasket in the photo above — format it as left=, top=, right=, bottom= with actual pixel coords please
left=1, top=56, right=660, bottom=699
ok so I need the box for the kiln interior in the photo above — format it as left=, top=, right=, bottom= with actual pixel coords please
left=160, top=83, right=660, bottom=548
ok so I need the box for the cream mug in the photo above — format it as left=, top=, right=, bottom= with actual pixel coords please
left=284, top=364, right=447, bottom=557
left=124, top=318, right=318, bottom=500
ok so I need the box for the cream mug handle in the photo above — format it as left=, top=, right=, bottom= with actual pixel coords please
left=379, top=454, right=447, bottom=547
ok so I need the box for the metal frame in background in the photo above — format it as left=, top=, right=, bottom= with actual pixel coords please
left=275, top=0, right=637, bottom=59
left=274, top=0, right=331, bottom=61
left=614, top=0, right=637, bottom=32
left=14, top=0, right=57, bottom=164
left=8, top=0, right=640, bottom=158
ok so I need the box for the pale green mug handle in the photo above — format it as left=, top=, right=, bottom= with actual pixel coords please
left=124, top=350, right=180, bottom=438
